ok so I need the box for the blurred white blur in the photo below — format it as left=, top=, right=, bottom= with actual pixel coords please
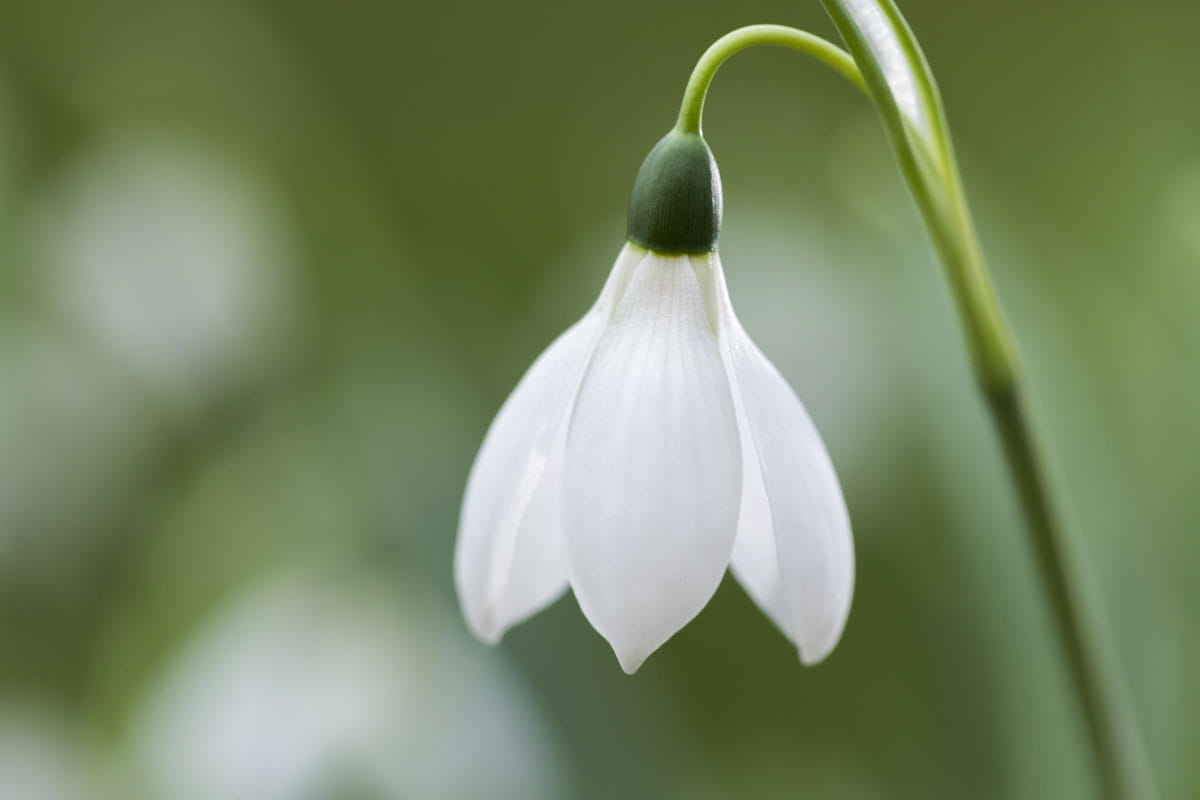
left=31, top=131, right=301, bottom=411
left=121, top=566, right=572, bottom=800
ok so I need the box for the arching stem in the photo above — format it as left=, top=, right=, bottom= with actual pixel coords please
left=680, top=18, right=1157, bottom=800
left=675, top=24, right=867, bottom=135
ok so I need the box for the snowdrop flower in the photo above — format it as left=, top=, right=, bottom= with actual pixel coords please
left=456, top=129, right=854, bottom=673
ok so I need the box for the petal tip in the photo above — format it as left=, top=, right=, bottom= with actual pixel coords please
left=463, top=608, right=505, bottom=646
left=796, top=621, right=848, bottom=667
left=797, top=643, right=830, bottom=667
left=615, top=647, right=649, bottom=675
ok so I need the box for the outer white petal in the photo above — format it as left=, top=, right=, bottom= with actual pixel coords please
left=702, top=252, right=855, bottom=665
left=563, top=252, right=741, bottom=674
left=455, top=244, right=647, bottom=643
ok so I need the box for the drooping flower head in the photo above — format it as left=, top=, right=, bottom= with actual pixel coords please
left=456, top=127, right=854, bottom=673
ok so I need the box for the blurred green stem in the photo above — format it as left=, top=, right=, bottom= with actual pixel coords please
left=679, top=17, right=1156, bottom=800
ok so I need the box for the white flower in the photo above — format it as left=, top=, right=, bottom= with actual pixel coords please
left=455, top=242, right=855, bottom=673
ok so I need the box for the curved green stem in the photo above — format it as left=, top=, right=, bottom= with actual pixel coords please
left=675, top=24, right=866, bottom=135
left=681, top=16, right=1157, bottom=800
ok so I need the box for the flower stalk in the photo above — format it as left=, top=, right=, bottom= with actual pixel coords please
left=675, top=7, right=1157, bottom=799
left=674, top=24, right=867, bottom=135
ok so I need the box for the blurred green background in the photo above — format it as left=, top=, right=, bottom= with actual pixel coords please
left=0, top=0, right=1196, bottom=798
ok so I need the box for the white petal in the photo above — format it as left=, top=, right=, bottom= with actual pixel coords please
left=563, top=252, right=741, bottom=674
left=703, top=252, right=855, bottom=665
left=455, top=244, right=648, bottom=643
